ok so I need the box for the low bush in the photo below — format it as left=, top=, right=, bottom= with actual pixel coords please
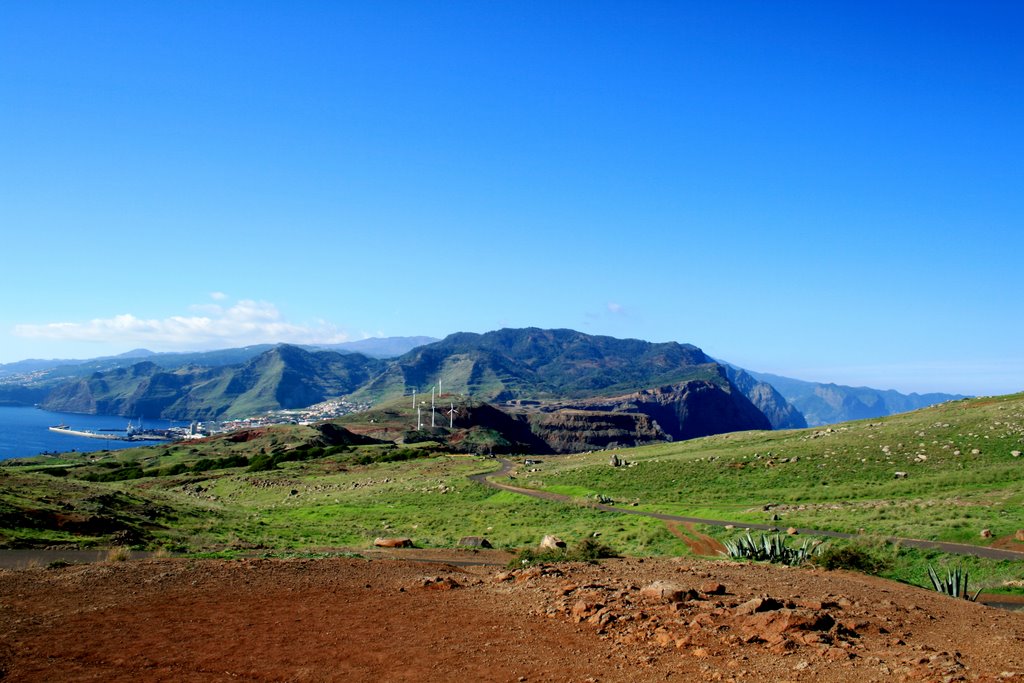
left=247, top=454, right=278, bottom=472
left=163, top=463, right=189, bottom=476
left=815, top=539, right=893, bottom=574
left=510, top=538, right=619, bottom=568
left=83, top=467, right=145, bottom=482
left=106, top=547, right=132, bottom=562
left=191, top=455, right=249, bottom=473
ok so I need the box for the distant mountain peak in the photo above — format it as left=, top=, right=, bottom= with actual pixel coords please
left=115, top=348, right=156, bottom=358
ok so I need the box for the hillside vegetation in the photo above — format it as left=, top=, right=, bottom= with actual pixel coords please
left=1, top=392, right=1022, bottom=594
left=512, top=394, right=1024, bottom=541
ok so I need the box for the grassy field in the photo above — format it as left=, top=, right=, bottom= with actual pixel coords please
left=1, top=393, right=1022, bottom=593
left=506, top=394, right=1024, bottom=545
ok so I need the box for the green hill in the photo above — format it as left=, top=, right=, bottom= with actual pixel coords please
left=357, top=327, right=732, bottom=401
left=39, top=346, right=387, bottom=420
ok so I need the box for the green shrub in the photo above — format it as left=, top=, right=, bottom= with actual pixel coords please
left=163, top=463, right=189, bottom=476
left=84, top=467, right=145, bottom=482
left=247, top=454, right=278, bottom=472
left=815, top=540, right=893, bottom=574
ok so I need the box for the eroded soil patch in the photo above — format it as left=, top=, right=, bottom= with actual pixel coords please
left=1, top=555, right=1023, bottom=682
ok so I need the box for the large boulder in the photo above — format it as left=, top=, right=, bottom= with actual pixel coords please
left=373, top=537, right=413, bottom=548
left=458, top=536, right=493, bottom=549
left=539, top=535, right=567, bottom=551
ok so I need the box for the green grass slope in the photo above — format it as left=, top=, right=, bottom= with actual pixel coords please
left=514, top=393, right=1024, bottom=546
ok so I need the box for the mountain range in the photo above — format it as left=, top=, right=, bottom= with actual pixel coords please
left=746, top=370, right=968, bottom=427
left=0, top=329, right=965, bottom=439
left=0, top=336, right=435, bottom=379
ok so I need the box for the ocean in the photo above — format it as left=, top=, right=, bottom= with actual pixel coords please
left=0, top=406, right=181, bottom=461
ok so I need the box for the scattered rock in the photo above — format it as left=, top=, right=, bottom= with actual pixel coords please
left=641, top=581, right=696, bottom=603
left=571, top=596, right=604, bottom=621
left=420, top=576, right=461, bottom=590
left=980, top=529, right=993, bottom=539
left=894, top=471, right=908, bottom=479
left=1016, top=529, right=1024, bottom=542
left=734, top=597, right=785, bottom=616
left=787, top=527, right=799, bottom=535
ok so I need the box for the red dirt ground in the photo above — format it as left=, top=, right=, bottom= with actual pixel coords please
left=1, top=551, right=1023, bottom=682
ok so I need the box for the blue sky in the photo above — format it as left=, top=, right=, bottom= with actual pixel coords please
left=1, top=2, right=1021, bottom=396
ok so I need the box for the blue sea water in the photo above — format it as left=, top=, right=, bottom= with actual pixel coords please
left=0, top=406, right=181, bottom=461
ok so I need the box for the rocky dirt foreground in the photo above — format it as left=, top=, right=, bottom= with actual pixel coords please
left=1, top=553, right=1022, bottom=682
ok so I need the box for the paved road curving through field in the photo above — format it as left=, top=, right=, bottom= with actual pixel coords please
left=469, top=459, right=1024, bottom=562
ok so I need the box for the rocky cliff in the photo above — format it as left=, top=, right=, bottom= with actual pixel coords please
left=725, top=366, right=807, bottom=429
left=510, top=379, right=772, bottom=453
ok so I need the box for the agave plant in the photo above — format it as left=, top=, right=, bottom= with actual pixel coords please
left=723, top=532, right=822, bottom=566
left=927, top=564, right=982, bottom=601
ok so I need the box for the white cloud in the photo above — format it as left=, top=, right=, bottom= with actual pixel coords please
left=13, top=300, right=351, bottom=350
left=607, top=302, right=625, bottom=315
left=210, top=291, right=228, bottom=301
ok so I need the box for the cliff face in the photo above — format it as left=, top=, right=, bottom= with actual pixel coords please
left=526, top=410, right=667, bottom=453
left=508, top=379, right=772, bottom=453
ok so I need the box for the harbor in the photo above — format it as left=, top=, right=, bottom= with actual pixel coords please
left=48, top=423, right=171, bottom=442
left=46, top=418, right=195, bottom=443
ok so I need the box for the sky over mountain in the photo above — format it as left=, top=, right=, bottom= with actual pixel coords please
left=1, top=2, right=1021, bottom=396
